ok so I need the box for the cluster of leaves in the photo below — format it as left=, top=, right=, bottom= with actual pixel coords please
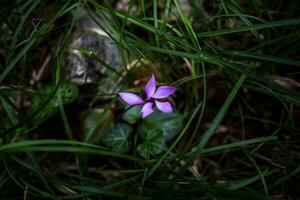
left=102, top=106, right=184, bottom=158
left=0, top=0, right=300, bottom=199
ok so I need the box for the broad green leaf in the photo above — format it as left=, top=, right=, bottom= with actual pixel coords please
left=138, top=110, right=184, bottom=141
left=122, top=106, right=142, bottom=124
left=30, top=81, right=78, bottom=126
left=102, top=123, right=132, bottom=153
left=137, top=129, right=167, bottom=159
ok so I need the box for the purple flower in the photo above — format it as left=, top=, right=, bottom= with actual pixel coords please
left=119, top=74, right=176, bottom=119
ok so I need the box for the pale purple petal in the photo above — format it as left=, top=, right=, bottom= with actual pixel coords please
left=141, top=102, right=154, bottom=119
left=155, top=100, right=173, bottom=113
left=144, top=74, right=156, bottom=99
left=119, top=92, right=144, bottom=105
left=152, top=86, right=176, bottom=99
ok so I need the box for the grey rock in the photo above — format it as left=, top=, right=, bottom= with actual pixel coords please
left=63, top=9, right=122, bottom=89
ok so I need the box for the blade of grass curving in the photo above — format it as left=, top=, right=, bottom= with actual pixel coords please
left=132, top=42, right=208, bottom=60
left=96, top=168, right=145, bottom=174
left=67, top=185, right=124, bottom=197
left=248, top=31, right=298, bottom=51
left=218, top=0, right=229, bottom=15
left=196, top=73, right=247, bottom=152
left=88, top=0, right=198, bottom=52
left=0, top=0, right=28, bottom=20
left=0, top=170, right=9, bottom=189
left=9, top=154, right=108, bottom=190
left=14, top=154, right=56, bottom=194
left=0, top=142, right=148, bottom=164
left=0, top=92, right=25, bottom=142
left=198, top=136, right=277, bottom=155
left=76, top=47, right=122, bottom=76
left=161, top=0, right=172, bottom=33
left=10, top=0, right=41, bottom=49
left=0, top=94, right=17, bottom=126
left=161, top=74, right=246, bottom=192
left=56, top=62, right=73, bottom=139
left=227, top=4, right=260, bottom=40
left=213, top=187, right=266, bottom=199
left=84, top=102, right=114, bottom=142
left=269, top=164, right=300, bottom=189
left=59, top=171, right=105, bottom=185
left=57, top=2, right=79, bottom=60
left=227, top=170, right=272, bottom=190
left=246, top=80, right=294, bottom=127
left=245, top=84, right=300, bottom=107
left=0, top=34, right=39, bottom=83
left=84, top=5, right=133, bottom=71
left=1, top=83, right=60, bottom=139
left=153, top=0, right=159, bottom=46
left=248, top=155, right=269, bottom=197
left=102, top=174, right=143, bottom=190
left=230, top=113, right=300, bottom=131
left=146, top=101, right=203, bottom=178
left=223, top=50, right=300, bottom=66
left=208, top=13, right=265, bottom=23
left=191, top=170, right=212, bottom=193
left=4, top=159, right=27, bottom=195
left=197, top=18, right=300, bottom=37
left=174, top=0, right=201, bottom=51
left=173, top=0, right=206, bottom=114
left=141, top=0, right=146, bottom=17
left=0, top=139, right=108, bottom=151
left=173, top=74, right=210, bottom=87
left=0, top=0, right=77, bottom=83
left=18, top=180, right=64, bottom=198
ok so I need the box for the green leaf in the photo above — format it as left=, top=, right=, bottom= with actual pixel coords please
left=58, top=81, right=79, bottom=104
left=30, top=81, right=78, bottom=126
left=138, top=110, right=184, bottom=141
left=102, top=123, right=132, bottom=153
left=122, top=106, right=142, bottom=124
left=137, top=129, right=167, bottom=159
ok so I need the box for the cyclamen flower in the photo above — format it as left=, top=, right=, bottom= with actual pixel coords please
left=119, top=74, right=176, bottom=119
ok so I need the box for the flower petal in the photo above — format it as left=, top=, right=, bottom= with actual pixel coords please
left=152, top=86, right=176, bottom=99
left=144, top=74, right=156, bottom=99
left=155, top=100, right=173, bottom=113
left=141, top=102, right=154, bottom=119
left=119, top=92, right=144, bottom=105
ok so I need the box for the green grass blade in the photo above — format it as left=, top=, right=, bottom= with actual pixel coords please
left=197, top=18, right=300, bottom=37
left=196, top=73, right=247, bottom=151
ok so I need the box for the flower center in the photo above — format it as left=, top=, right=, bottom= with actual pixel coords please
left=145, top=98, right=153, bottom=103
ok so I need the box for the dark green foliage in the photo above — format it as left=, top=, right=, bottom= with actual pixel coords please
left=30, top=81, right=78, bottom=126
left=102, top=123, right=132, bottom=152
left=0, top=0, right=300, bottom=199
left=105, top=110, right=183, bottom=158
left=122, top=105, right=142, bottom=124
left=138, top=110, right=184, bottom=141
left=137, top=128, right=167, bottom=159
